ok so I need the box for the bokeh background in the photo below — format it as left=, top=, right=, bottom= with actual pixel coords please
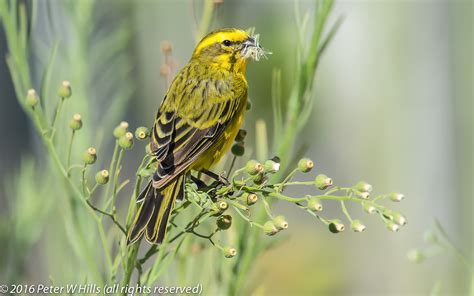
left=0, top=0, right=472, bottom=295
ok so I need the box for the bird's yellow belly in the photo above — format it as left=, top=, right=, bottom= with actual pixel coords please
left=191, top=105, right=245, bottom=171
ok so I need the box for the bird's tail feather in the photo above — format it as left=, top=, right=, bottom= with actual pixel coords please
left=127, top=175, right=184, bottom=245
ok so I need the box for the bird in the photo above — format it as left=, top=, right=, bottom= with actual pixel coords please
left=127, top=28, right=268, bottom=245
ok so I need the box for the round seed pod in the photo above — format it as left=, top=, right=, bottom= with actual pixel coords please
left=263, top=221, right=278, bottom=236
left=264, top=159, right=280, bottom=173
left=119, top=132, right=134, bottom=150
left=70, top=113, right=83, bottom=130
left=329, top=219, right=345, bottom=233
left=26, top=89, right=39, bottom=108
left=273, top=215, right=288, bottom=230
left=385, top=220, right=400, bottom=232
left=351, top=219, right=366, bottom=232
left=113, top=121, right=129, bottom=138
left=389, top=192, right=405, bottom=202
left=391, top=212, right=407, bottom=226
left=362, top=202, right=376, bottom=214
left=298, top=158, right=314, bottom=173
left=246, top=193, right=258, bottom=205
left=160, top=40, right=173, bottom=54
left=83, top=147, right=97, bottom=165
left=231, top=142, right=245, bottom=156
left=216, top=215, right=232, bottom=230
left=354, top=181, right=372, bottom=193
left=307, top=197, right=323, bottom=212
left=160, top=64, right=171, bottom=76
left=246, top=99, right=252, bottom=111
left=245, top=160, right=264, bottom=175
left=252, top=173, right=267, bottom=185
left=315, top=174, right=333, bottom=190
left=58, top=80, right=72, bottom=98
left=234, top=129, right=247, bottom=142
left=223, top=246, right=237, bottom=258
left=217, top=200, right=228, bottom=212
left=423, top=231, right=437, bottom=244
left=407, top=249, right=425, bottom=263
left=135, top=126, right=150, bottom=140
left=95, top=169, right=110, bottom=185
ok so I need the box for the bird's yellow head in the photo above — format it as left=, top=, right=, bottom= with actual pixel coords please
left=192, top=28, right=269, bottom=73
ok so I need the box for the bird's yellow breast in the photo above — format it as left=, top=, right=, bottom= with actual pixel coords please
left=190, top=98, right=247, bottom=170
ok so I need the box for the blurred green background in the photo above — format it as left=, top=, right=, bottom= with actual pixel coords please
left=0, top=0, right=472, bottom=295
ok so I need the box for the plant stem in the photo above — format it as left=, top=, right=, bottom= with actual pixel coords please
left=340, top=200, right=353, bottom=223
left=103, top=141, right=119, bottom=207
left=50, top=97, right=65, bottom=139
left=276, top=168, right=299, bottom=192
left=435, top=219, right=473, bottom=273
left=112, top=148, right=125, bottom=208
left=66, top=130, right=75, bottom=174
left=195, top=0, right=214, bottom=42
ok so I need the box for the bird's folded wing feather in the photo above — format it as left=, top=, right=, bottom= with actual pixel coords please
left=149, top=72, right=246, bottom=188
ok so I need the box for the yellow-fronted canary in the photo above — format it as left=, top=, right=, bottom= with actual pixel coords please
left=127, top=28, right=268, bottom=244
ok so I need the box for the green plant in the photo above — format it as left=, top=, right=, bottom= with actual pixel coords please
left=0, top=0, right=407, bottom=294
left=408, top=220, right=473, bottom=295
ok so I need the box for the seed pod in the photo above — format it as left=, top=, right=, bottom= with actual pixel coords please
left=245, top=160, right=264, bottom=175
left=329, top=219, right=345, bottom=233
left=264, top=159, right=280, bottom=173
left=119, top=132, right=134, bottom=150
left=354, top=181, right=372, bottom=193
left=234, top=129, right=247, bottom=142
left=356, top=191, right=370, bottom=200
left=26, top=89, right=39, bottom=108
left=391, top=212, right=407, bottom=226
left=385, top=220, right=400, bottom=232
left=216, top=215, right=232, bottom=230
left=246, top=99, right=252, bottom=111
left=69, top=113, right=83, bottom=130
left=351, top=219, right=366, bottom=232
left=263, top=221, right=278, bottom=236
left=160, top=64, right=171, bottom=76
left=252, top=173, right=267, bottom=185
left=160, top=40, right=173, bottom=54
left=382, top=209, right=393, bottom=220
left=58, top=80, right=72, bottom=98
left=407, top=248, right=424, bottom=263
left=223, top=246, right=237, bottom=258
left=423, top=231, right=437, bottom=244
left=273, top=215, right=288, bottom=230
left=362, top=202, right=376, bottom=214
left=113, top=121, right=129, bottom=138
left=246, top=193, right=258, bottom=205
left=95, top=170, right=110, bottom=185
left=307, top=197, right=323, bottom=212
left=389, top=192, right=405, bottom=202
left=315, top=174, right=333, bottom=190
left=298, top=158, right=314, bottom=173
left=231, top=142, right=245, bottom=156
left=135, top=126, right=150, bottom=140
left=83, top=147, right=97, bottom=165
left=217, top=200, right=228, bottom=212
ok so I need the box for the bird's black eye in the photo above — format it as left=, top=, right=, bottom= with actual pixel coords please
left=222, top=40, right=232, bottom=46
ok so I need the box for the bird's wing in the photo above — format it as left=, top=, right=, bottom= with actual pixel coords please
left=149, top=69, right=247, bottom=188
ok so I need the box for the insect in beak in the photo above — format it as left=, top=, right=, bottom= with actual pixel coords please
left=240, top=34, right=271, bottom=61
left=242, top=37, right=259, bottom=49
